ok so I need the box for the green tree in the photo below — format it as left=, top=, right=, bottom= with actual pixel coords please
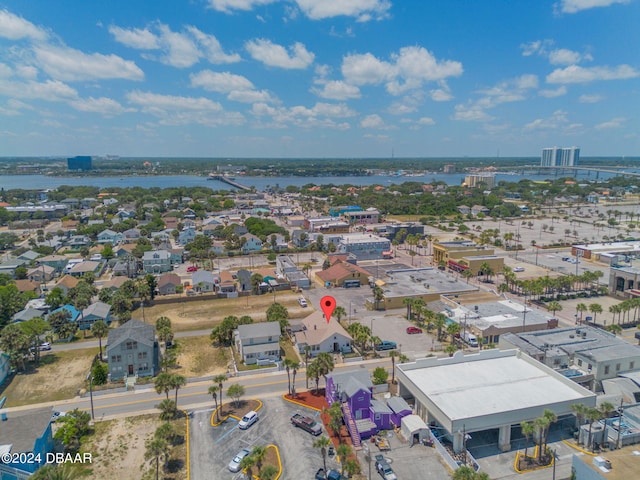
left=313, top=435, right=331, bottom=476
left=154, top=372, right=173, bottom=400
left=208, top=384, right=220, bottom=421
left=145, top=436, right=170, bottom=480
left=589, top=303, right=603, bottom=323
left=170, top=374, right=187, bottom=406
left=54, top=409, right=91, bottom=453
left=0, top=323, right=30, bottom=371
left=251, top=445, right=267, bottom=473
left=158, top=399, right=177, bottom=420
left=546, top=301, right=563, bottom=316
left=372, top=366, right=388, bottom=385
left=260, top=464, right=278, bottom=480
left=520, top=421, right=535, bottom=461
left=239, top=454, right=255, bottom=478
left=227, top=383, right=245, bottom=408
left=266, top=302, right=289, bottom=333
left=213, top=374, right=227, bottom=411
left=91, top=320, right=109, bottom=359
left=332, top=306, right=346, bottom=323
left=91, top=361, right=108, bottom=385
left=372, top=285, right=384, bottom=310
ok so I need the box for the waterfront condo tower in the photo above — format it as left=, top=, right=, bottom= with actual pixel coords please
left=541, top=146, right=580, bottom=167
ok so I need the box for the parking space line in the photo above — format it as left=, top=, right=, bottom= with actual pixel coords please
left=215, top=418, right=239, bottom=443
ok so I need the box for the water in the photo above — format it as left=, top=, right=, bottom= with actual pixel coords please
left=0, top=170, right=627, bottom=191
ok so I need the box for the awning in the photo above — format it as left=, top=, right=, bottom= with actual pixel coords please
left=448, top=259, right=469, bottom=270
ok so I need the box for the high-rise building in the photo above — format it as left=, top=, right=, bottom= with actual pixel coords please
left=541, top=147, right=579, bottom=167
left=67, top=156, right=92, bottom=171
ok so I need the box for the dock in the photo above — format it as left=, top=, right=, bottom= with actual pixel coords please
left=207, top=174, right=251, bottom=190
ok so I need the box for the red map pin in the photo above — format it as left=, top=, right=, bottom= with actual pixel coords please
left=320, top=296, right=336, bottom=323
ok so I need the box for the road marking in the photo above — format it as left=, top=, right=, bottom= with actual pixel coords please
left=215, top=419, right=239, bottom=443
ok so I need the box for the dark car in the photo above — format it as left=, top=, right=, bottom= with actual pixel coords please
left=406, top=326, right=423, bottom=334
left=375, top=340, right=397, bottom=351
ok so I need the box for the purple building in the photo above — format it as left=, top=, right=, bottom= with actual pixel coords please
left=387, top=396, right=412, bottom=427
left=370, top=399, right=393, bottom=431
left=325, top=370, right=377, bottom=447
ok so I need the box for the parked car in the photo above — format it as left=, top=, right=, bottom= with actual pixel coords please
left=291, top=413, right=322, bottom=435
left=39, top=342, right=52, bottom=351
left=228, top=448, right=251, bottom=472
left=298, top=297, right=308, bottom=307
left=513, top=267, right=525, bottom=272
left=406, top=326, right=423, bottom=334
left=375, top=455, right=397, bottom=480
left=238, top=410, right=259, bottom=429
left=375, top=340, right=397, bottom=351
left=187, top=265, right=198, bottom=272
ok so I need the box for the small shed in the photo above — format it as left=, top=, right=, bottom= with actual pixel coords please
left=387, top=396, right=412, bottom=427
left=401, top=415, right=430, bottom=445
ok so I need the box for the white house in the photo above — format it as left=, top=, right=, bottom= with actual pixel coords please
left=235, top=322, right=281, bottom=365
left=294, top=311, right=353, bottom=357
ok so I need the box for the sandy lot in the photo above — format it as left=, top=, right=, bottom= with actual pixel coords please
left=2, top=347, right=97, bottom=407
left=82, top=414, right=188, bottom=480
left=143, top=292, right=309, bottom=332
left=175, top=336, right=229, bottom=378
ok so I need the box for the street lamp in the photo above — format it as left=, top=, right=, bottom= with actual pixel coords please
left=522, top=305, right=528, bottom=333
left=89, top=375, right=95, bottom=421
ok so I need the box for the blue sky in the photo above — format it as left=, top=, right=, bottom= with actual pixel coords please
left=0, top=0, right=638, bottom=158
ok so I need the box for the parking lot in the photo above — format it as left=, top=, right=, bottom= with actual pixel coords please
left=189, top=396, right=337, bottom=480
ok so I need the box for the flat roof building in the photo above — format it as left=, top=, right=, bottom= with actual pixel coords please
left=397, top=349, right=596, bottom=453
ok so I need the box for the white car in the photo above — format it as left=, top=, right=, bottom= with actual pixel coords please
left=513, top=267, right=525, bottom=272
left=238, top=410, right=259, bottom=429
left=228, top=448, right=251, bottom=472
left=298, top=297, right=308, bottom=307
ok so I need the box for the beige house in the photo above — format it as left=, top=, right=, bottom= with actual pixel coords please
left=294, top=311, right=353, bottom=357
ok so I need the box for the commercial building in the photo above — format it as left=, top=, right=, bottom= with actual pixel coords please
left=499, top=326, right=640, bottom=392
left=337, top=233, right=391, bottom=261
left=396, top=349, right=596, bottom=453
left=369, top=268, right=477, bottom=310
left=67, top=155, right=92, bottom=171
left=433, top=241, right=504, bottom=276
left=343, top=208, right=381, bottom=225
left=463, top=173, right=495, bottom=188
left=541, top=146, right=580, bottom=167
left=441, top=294, right=558, bottom=345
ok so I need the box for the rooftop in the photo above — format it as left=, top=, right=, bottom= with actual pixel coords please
left=380, top=268, right=478, bottom=299
left=0, top=408, right=51, bottom=453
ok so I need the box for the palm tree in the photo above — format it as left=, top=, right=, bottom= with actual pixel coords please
left=606, top=324, right=623, bottom=335
left=546, top=301, right=562, bottom=316
left=372, top=285, right=384, bottom=310
left=290, top=360, right=300, bottom=397
left=304, top=346, right=311, bottom=388
left=586, top=407, right=603, bottom=451
left=313, top=435, right=331, bottom=477
left=589, top=303, right=603, bottom=323
left=520, top=421, right=535, bottom=462
left=213, top=374, right=227, bottom=414
left=145, top=437, right=170, bottom=480
left=251, top=445, right=267, bottom=473
left=389, top=350, right=398, bottom=384
left=208, top=385, right=219, bottom=419
left=576, top=303, right=587, bottom=324
left=332, top=306, right=347, bottom=323
left=571, top=403, right=588, bottom=432
left=239, top=454, right=256, bottom=478
left=307, top=361, right=321, bottom=393
left=283, top=358, right=295, bottom=395
left=91, top=320, right=109, bottom=359
left=154, top=372, right=173, bottom=400
left=336, top=443, right=351, bottom=475
left=434, top=313, right=447, bottom=341
left=170, top=374, right=187, bottom=407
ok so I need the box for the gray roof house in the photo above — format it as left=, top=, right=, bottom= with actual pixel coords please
left=79, top=301, right=112, bottom=330
left=192, top=271, right=216, bottom=293
left=106, top=319, right=159, bottom=381
left=235, top=322, right=281, bottom=365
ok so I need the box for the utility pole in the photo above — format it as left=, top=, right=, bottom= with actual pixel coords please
left=616, top=399, right=624, bottom=449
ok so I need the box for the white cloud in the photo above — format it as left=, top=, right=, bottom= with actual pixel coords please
left=311, top=80, right=361, bottom=100
left=186, top=26, right=241, bottom=64
left=108, top=26, right=159, bottom=49
left=548, top=48, right=592, bottom=65
left=206, top=0, right=276, bottom=14
left=190, top=70, right=255, bottom=93
left=0, top=79, right=78, bottom=101
left=245, top=39, right=314, bottom=69
left=110, top=23, right=239, bottom=67
left=579, top=93, right=604, bottom=103
left=595, top=117, right=625, bottom=129
left=126, top=90, right=245, bottom=126
left=70, top=97, right=135, bottom=115
left=250, top=101, right=355, bottom=129
left=228, top=89, right=274, bottom=103
left=33, top=45, right=144, bottom=82
left=342, top=52, right=393, bottom=85
left=430, top=88, right=453, bottom=101
left=520, top=39, right=554, bottom=57
left=342, top=47, right=462, bottom=96
left=295, top=0, right=391, bottom=21
left=387, top=102, right=416, bottom=115
left=538, top=86, right=567, bottom=97
left=0, top=9, right=47, bottom=41
left=556, top=0, right=629, bottom=14
left=546, top=64, right=639, bottom=83
left=206, top=0, right=390, bottom=21
left=451, top=104, right=492, bottom=122
left=523, top=110, right=572, bottom=131
left=418, top=117, right=435, bottom=125
left=360, top=114, right=385, bottom=129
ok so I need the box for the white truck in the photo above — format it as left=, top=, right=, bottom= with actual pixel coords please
left=462, top=331, right=479, bottom=348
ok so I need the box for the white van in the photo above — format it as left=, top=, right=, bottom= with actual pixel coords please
left=238, top=410, right=259, bottom=429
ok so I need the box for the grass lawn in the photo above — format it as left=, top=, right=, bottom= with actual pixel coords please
left=1, top=347, right=98, bottom=407
left=175, top=336, right=229, bottom=377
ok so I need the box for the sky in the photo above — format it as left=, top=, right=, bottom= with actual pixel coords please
left=0, top=0, right=638, bottom=158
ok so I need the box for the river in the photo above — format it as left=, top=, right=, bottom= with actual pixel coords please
left=0, top=170, right=624, bottom=191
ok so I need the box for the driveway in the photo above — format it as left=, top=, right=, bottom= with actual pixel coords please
left=189, top=395, right=335, bottom=480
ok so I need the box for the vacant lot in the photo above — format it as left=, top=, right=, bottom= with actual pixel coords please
left=2, top=347, right=97, bottom=407
left=142, top=291, right=312, bottom=332
left=82, top=413, right=187, bottom=480
left=175, top=336, right=229, bottom=377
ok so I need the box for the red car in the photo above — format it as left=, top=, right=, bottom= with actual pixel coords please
left=187, top=266, right=198, bottom=272
left=406, top=326, right=423, bottom=334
